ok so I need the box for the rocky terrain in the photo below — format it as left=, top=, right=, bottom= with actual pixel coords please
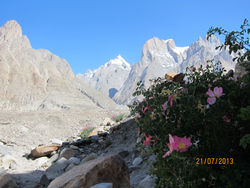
left=1, top=117, right=156, bottom=188
left=0, top=20, right=130, bottom=188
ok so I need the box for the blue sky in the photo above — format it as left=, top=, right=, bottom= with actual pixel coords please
left=1, top=0, right=249, bottom=74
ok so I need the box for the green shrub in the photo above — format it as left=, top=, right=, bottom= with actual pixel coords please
left=111, top=113, right=125, bottom=122
left=130, top=20, right=250, bottom=187
left=80, top=126, right=95, bottom=139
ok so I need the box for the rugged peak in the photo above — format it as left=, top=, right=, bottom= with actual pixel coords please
left=165, top=39, right=176, bottom=49
left=0, top=20, right=31, bottom=49
left=143, top=37, right=164, bottom=50
left=0, top=20, right=22, bottom=39
left=142, top=37, right=168, bottom=59
left=105, top=55, right=130, bottom=70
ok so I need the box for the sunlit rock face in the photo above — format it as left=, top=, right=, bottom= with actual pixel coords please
left=0, top=20, right=120, bottom=111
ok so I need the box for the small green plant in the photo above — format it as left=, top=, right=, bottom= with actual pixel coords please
left=111, top=113, right=125, bottom=122
left=80, top=126, right=95, bottom=139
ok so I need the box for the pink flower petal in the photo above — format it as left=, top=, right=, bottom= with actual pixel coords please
left=207, top=97, right=216, bottom=105
left=162, top=101, right=168, bottom=111
left=206, top=88, right=214, bottom=97
left=168, top=95, right=173, bottom=107
left=214, top=87, right=223, bottom=98
left=143, top=133, right=152, bottom=146
left=162, top=149, right=173, bottom=158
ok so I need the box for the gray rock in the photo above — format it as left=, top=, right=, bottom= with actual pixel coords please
left=0, top=171, right=18, bottom=188
left=45, top=157, right=70, bottom=180
left=90, top=183, right=113, bottom=188
left=65, top=163, right=76, bottom=172
left=59, top=148, right=79, bottom=160
left=137, top=175, right=156, bottom=188
left=81, top=153, right=97, bottom=164
left=90, top=135, right=99, bottom=142
left=69, top=145, right=79, bottom=150
left=39, top=174, right=51, bottom=188
left=69, top=157, right=80, bottom=165
left=132, top=157, right=143, bottom=167
left=118, top=150, right=129, bottom=158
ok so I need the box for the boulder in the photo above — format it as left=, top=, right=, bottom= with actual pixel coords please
left=0, top=171, right=17, bottom=188
left=31, top=145, right=60, bottom=158
left=137, top=175, right=156, bottom=188
left=90, top=183, right=113, bottom=188
left=59, top=148, right=79, bottom=160
left=132, top=157, right=143, bottom=167
left=45, top=157, right=70, bottom=180
left=48, top=154, right=129, bottom=188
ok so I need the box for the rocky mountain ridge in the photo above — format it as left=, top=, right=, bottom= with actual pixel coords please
left=113, top=36, right=235, bottom=104
left=0, top=20, right=120, bottom=111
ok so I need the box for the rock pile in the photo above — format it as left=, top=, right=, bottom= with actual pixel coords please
left=1, top=118, right=156, bottom=188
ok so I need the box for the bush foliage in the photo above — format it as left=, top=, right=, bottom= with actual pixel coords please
left=130, top=19, right=250, bottom=187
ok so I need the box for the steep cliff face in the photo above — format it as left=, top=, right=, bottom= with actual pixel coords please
left=113, top=36, right=235, bottom=105
left=0, top=20, right=119, bottom=111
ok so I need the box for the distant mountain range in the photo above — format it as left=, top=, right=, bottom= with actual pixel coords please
left=79, top=36, right=235, bottom=105
left=0, top=20, right=120, bottom=111
left=0, top=20, right=236, bottom=109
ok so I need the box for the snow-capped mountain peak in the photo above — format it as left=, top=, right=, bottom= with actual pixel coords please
left=77, top=55, right=131, bottom=98
left=104, top=55, right=131, bottom=70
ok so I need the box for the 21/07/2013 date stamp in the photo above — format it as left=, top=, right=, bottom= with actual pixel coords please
left=196, top=158, right=234, bottom=165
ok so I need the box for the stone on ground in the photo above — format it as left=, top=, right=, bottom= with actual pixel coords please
left=48, top=154, right=129, bottom=188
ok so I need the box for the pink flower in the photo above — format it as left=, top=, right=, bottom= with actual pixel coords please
left=162, top=101, right=168, bottom=111
left=162, top=134, right=174, bottom=158
left=206, top=88, right=215, bottom=98
left=168, top=94, right=174, bottom=107
left=206, top=87, right=224, bottom=105
left=142, top=104, right=148, bottom=114
left=213, top=87, right=224, bottom=98
left=223, top=115, right=231, bottom=123
left=162, top=134, right=192, bottom=158
left=143, top=133, right=152, bottom=146
left=172, top=136, right=192, bottom=152
left=207, top=97, right=216, bottom=105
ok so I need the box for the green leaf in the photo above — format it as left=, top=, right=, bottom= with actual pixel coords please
left=240, top=134, right=250, bottom=149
